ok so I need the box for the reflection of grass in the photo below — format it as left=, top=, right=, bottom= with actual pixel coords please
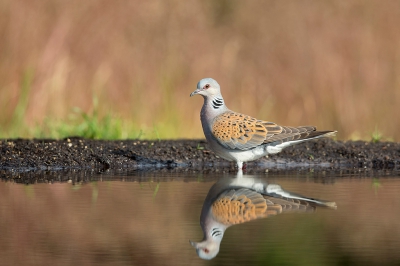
left=71, top=183, right=83, bottom=191
left=71, top=182, right=99, bottom=203
left=91, top=182, right=99, bottom=204
left=372, top=178, right=381, bottom=195
left=24, top=185, right=35, bottom=199
left=153, top=183, right=160, bottom=199
left=196, top=174, right=204, bottom=182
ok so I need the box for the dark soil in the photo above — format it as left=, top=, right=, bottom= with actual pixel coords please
left=1, top=138, right=399, bottom=174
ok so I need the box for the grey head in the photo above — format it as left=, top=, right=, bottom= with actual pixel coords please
left=190, top=78, right=222, bottom=98
left=190, top=238, right=222, bottom=260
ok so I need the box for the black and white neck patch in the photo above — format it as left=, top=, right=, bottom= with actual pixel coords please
left=212, top=97, right=224, bottom=109
left=211, top=227, right=223, bottom=238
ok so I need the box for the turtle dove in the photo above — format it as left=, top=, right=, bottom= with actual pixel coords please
left=190, top=176, right=336, bottom=260
left=190, top=78, right=337, bottom=169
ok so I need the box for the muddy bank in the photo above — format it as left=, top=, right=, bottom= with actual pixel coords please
left=0, top=138, right=399, bottom=174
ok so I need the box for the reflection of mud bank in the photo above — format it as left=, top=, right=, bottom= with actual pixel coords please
left=0, top=138, right=399, bottom=173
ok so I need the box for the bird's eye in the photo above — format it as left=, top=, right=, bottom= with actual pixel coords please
left=203, top=248, right=209, bottom=254
left=204, top=84, right=210, bottom=89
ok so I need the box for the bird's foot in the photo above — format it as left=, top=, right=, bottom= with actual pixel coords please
left=236, top=162, right=247, bottom=175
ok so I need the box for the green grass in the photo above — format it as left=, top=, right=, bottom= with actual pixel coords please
left=1, top=72, right=391, bottom=142
left=0, top=70, right=181, bottom=140
left=2, top=92, right=162, bottom=140
left=33, top=97, right=128, bottom=139
left=2, top=110, right=177, bottom=140
left=371, top=126, right=383, bottom=143
left=1, top=68, right=34, bottom=138
left=1, top=85, right=182, bottom=140
left=12, top=69, right=34, bottom=131
left=196, top=143, right=204, bottom=150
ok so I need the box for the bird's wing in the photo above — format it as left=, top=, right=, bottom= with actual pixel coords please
left=261, top=126, right=336, bottom=145
left=211, top=188, right=283, bottom=226
left=211, top=111, right=282, bottom=150
left=211, top=111, right=333, bottom=150
left=263, top=196, right=317, bottom=213
left=211, top=188, right=331, bottom=226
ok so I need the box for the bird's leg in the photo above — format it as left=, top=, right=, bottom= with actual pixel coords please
left=236, top=168, right=243, bottom=178
left=236, top=161, right=246, bottom=177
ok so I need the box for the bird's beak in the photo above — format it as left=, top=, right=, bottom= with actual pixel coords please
left=189, top=240, right=198, bottom=247
left=190, top=88, right=200, bottom=97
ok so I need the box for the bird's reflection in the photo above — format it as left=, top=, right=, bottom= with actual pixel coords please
left=190, top=172, right=337, bottom=260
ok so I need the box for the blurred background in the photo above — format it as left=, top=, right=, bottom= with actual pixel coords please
left=1, top=0, right=399, bottom=140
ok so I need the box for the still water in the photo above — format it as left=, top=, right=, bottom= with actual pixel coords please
left=1, top=170, right=400, bottom=266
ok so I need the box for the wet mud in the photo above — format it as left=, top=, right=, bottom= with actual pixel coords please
left=1, top=138, right=399, bottom=175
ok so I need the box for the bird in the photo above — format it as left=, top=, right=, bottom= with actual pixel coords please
left=190, top=78, right=337, bottom=169
left=190, top=176, right=337, bottom=260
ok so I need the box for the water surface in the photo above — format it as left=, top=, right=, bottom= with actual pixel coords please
left=1, top=170, right=400, bottom=265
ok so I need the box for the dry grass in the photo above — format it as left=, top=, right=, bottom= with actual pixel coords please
left=1, top=0, right=399, bottom=140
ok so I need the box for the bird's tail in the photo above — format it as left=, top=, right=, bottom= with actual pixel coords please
left=265, top=184, right=337, bottom=210
left=267, top=129, right=337, bottom=149
left=302, top=130, right=337, bottom=140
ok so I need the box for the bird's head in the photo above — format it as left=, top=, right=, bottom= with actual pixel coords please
left=190, top=78, right=221, bottom=98
left=189, top=239, right=221, bottom=260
